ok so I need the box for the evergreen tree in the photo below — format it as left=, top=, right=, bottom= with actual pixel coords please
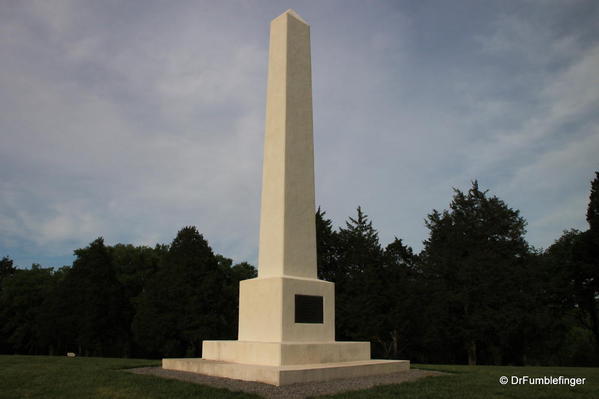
left=337, top=207, right=382, bottom=275
left=110, top=243, right=164, bottom=356
left=335, top=207, right=386, bottom=346
left=421, top=181, right=532, bottom=365
left=550, top=172, right=599, bottom=352
left=587, top=171, right=599, bottom=232
left=577, top=172, right=599, bottom=347
left=36, top=265, right=71, bottom=356
left=378, top=238, right=420, bottom=359
left=315, top=208, right=339, bottom=282
left=214, top=255, right=258, bottom=340
left=132, top=226, right=233, bottom=357
left=58, top=238, right=129, bottom=356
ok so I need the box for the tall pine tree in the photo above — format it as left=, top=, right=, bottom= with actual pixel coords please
left=421, top=181, right=532, bottom=365
left=335, top=207, right=386, bottom=346
left=316, top=207, right=339, bottom=282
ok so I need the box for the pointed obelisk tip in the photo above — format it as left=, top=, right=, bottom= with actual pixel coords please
left=278, top=9, right=309, bottom=25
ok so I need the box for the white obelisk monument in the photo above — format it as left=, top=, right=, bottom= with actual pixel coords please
left=163, top=9, right=409, bottom=385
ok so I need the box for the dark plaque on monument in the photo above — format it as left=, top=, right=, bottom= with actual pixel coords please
left=294, top=294, right=324, bottom=323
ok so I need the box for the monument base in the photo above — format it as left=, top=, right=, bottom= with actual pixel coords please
left=163, top=340, right=409, bottom=385
left=162, top=358, right=410, bottom=386
left=202, top=340, right=370, bottom=366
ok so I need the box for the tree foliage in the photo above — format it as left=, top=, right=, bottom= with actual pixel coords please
left=547, top=172, right=599, bottom=355
left=420, top=181, right=533, bottom=364
left=587, top=171, right=599, bottom=232
left=132, top=226, right=253, bottom=357
left=0, top=265, right=55, bottom=354
left=0, top=256, right=16, bottom=285
left=58, top=238, right=129, bottom=356
left=0, top=173, right=597, bottom=366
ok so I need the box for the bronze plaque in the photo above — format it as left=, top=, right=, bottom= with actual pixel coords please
left=295, top=294, right=323, bottom=323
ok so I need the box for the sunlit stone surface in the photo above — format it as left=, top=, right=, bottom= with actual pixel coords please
left=163, top=9, right=409, bottom=386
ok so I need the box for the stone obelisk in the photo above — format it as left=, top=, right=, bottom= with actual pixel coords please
left=162, top=10, right=409, bottom=385
left=259, top=8, right=317, bottom=280
left=237, top=9, right=334, bottom=345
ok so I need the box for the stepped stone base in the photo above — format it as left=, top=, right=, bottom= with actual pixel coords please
left=162, top=358, right=410, bottom=386
left=202, top=340, right=370, bottom=366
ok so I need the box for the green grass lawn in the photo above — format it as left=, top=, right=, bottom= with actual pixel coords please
left=0, top=355, right=597, bottom=399
left=320, top=363, right=599, bottom=399
left=0, top=355, right=259, bottom=399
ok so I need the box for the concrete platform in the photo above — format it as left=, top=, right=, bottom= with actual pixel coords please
left=202, top=340, right=370, bottom=366
left=162, top=358, right=410, bottom=386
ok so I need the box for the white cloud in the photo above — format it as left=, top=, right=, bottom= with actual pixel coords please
left=0, top=2, right=266, bottom=264
left=0, top=1, right=596, bottom=267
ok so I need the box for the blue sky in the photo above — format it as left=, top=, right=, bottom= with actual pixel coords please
left=1, top=0, right=598, bottom=268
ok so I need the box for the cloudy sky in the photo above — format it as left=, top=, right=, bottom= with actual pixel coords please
left=1, top=0, right=598, bottom=268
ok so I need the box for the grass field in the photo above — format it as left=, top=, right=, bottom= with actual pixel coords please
left=321, top=363, right=599, bottom=398
left=0, top=355, right=258, bottom=399
left=0, top=355, right=597, bottom=398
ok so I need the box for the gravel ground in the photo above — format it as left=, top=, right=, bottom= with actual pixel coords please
left=126, top=367, right=446, bottom=398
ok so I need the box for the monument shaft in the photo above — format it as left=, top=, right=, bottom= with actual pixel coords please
left=163, top=10, right=410, bottom=384
left=259, top=10, right=317, bottom=279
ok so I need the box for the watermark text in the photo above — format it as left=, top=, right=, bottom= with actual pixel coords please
left=499, top=375, right=586, bottom=387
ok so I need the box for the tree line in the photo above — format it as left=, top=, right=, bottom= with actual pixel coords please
left=1, top=172, right=597, bottom=365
